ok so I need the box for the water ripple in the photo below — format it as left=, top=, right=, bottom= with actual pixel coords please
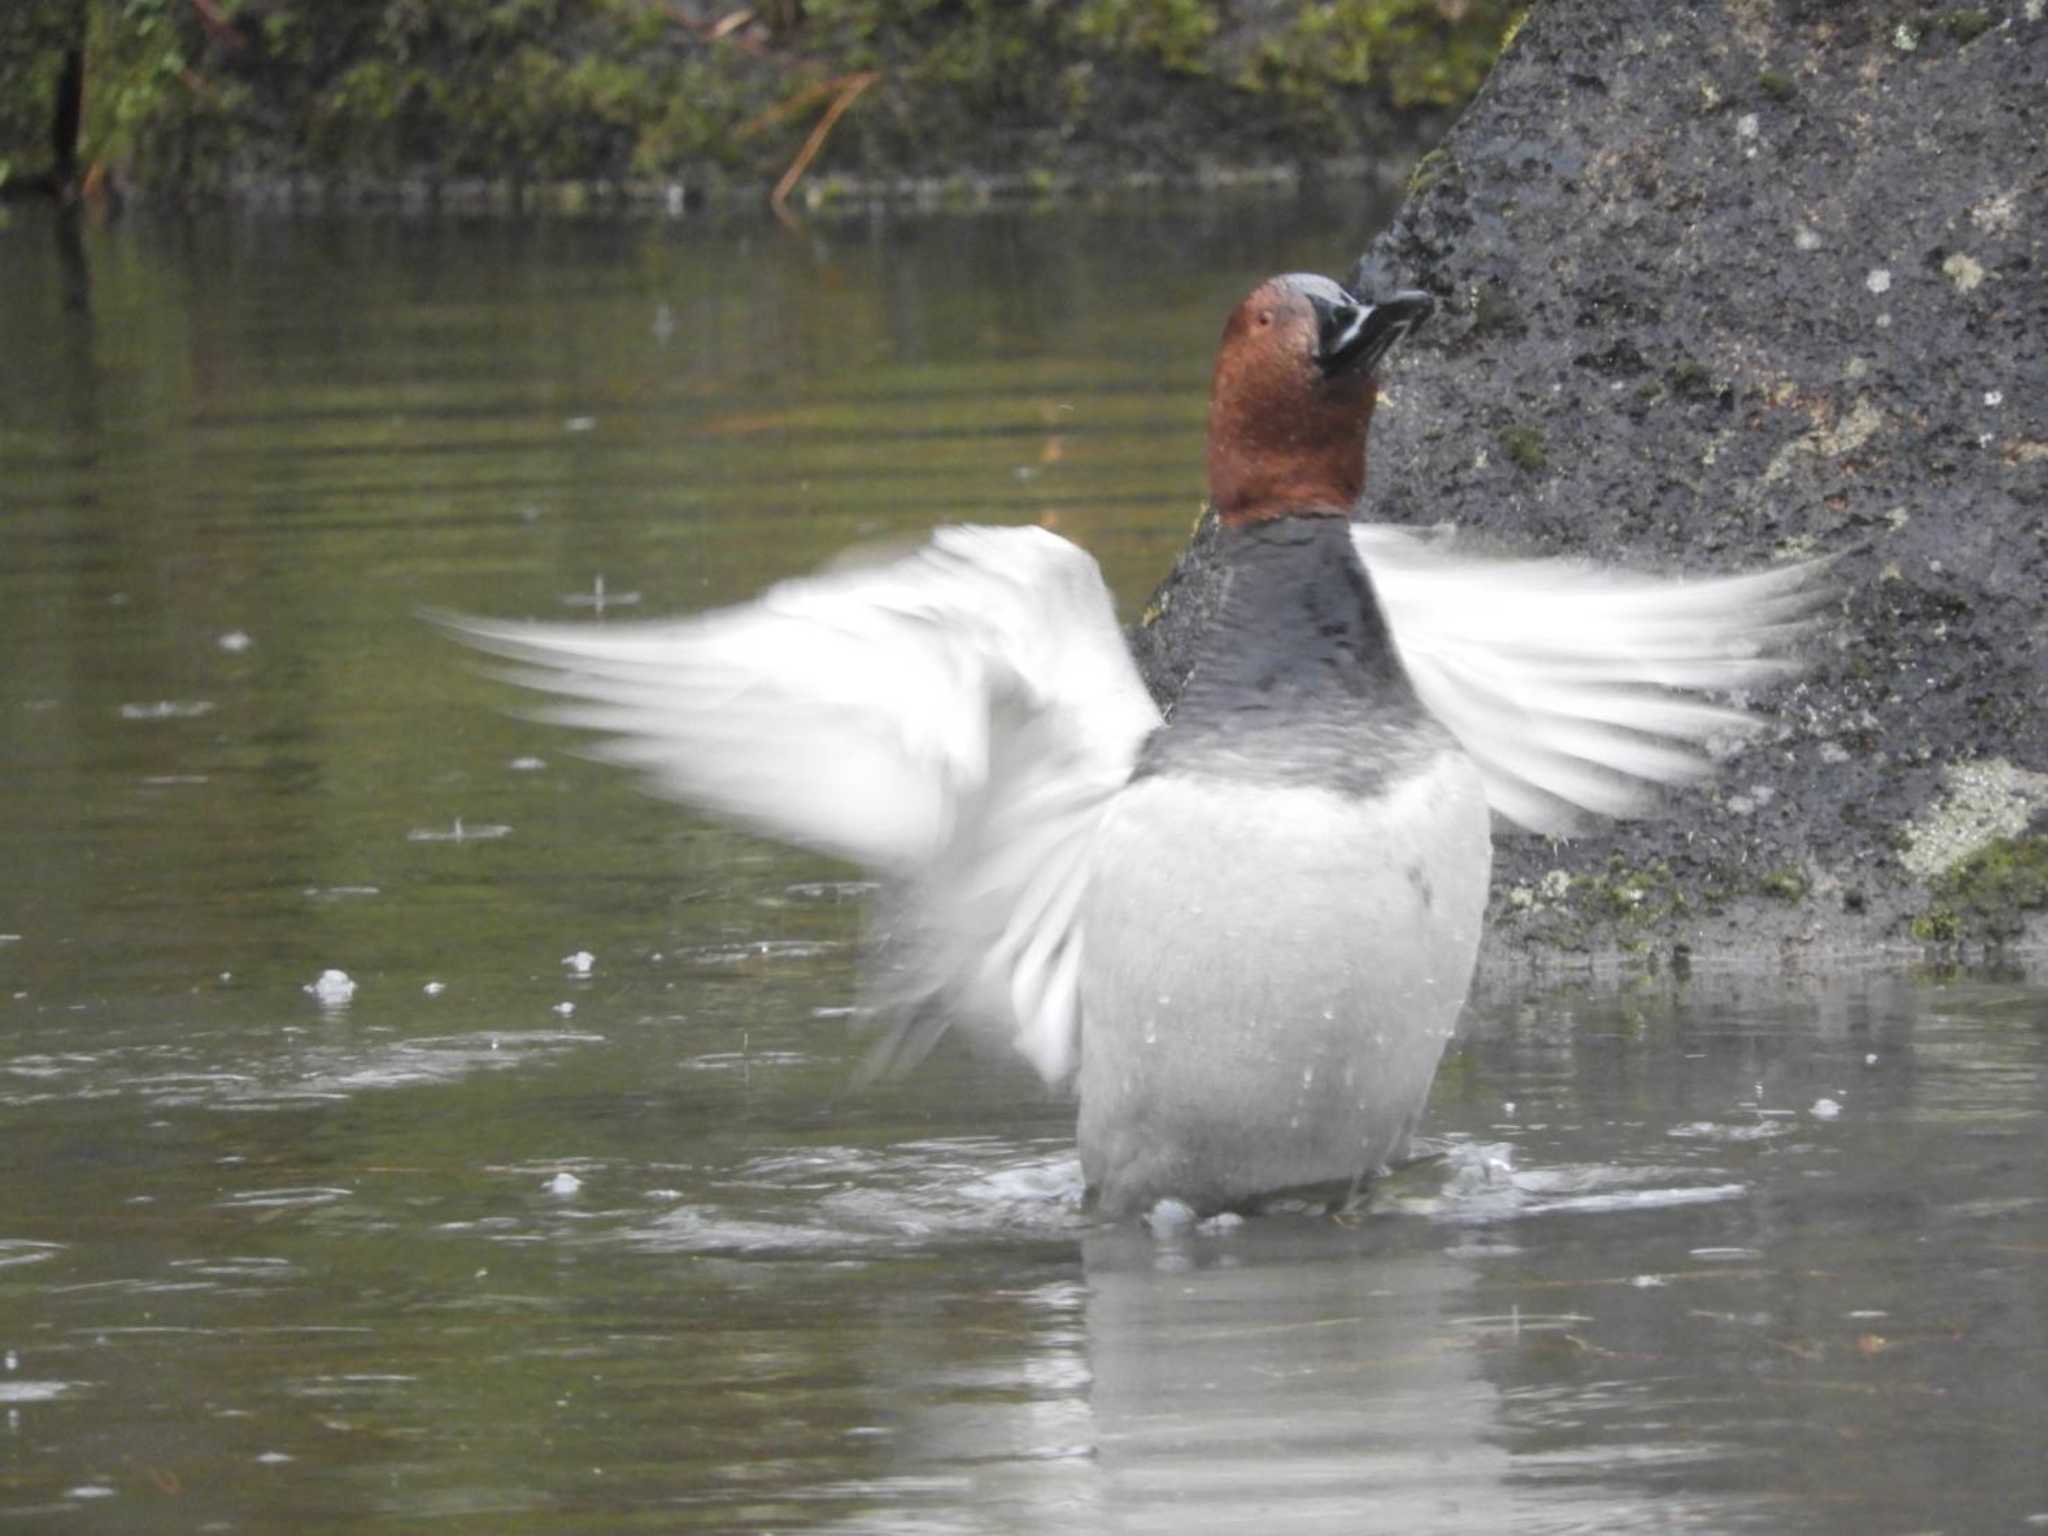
left=619, top=1139, right=1085, bottom=1256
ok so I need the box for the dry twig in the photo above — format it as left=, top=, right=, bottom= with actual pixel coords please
left=766, top=70, right=877, bottom=227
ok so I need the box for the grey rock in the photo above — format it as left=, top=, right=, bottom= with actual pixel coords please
left=1134, top=0, right=2048, bottom=965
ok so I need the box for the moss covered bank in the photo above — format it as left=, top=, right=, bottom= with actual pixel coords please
left=1, top=1, right=1518, bottom=206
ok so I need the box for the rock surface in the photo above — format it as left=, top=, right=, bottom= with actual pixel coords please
left=1134, top=0, right=2047, bottom=966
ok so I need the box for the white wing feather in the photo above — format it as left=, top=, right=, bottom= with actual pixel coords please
left=1354, top=524, right=1825, bottom=834
left=436, top=526, right=1161, bottom=1084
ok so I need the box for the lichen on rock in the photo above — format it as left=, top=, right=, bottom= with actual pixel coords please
left=1899, top=760, right=2048, bottom=883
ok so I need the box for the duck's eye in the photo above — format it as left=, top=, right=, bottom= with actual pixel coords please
left=1256, top=310, right=1273, bottom=328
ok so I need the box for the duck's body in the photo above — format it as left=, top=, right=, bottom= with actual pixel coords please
left=1079, top=517, right=1489, bottom=1214
left=1081, top=754, right=1486, bottom=1212
left=441, top=266, right=1821, bottom=1218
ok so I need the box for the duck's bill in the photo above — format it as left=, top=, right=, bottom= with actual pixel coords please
left=1315, top=288, right=1436, bottom=378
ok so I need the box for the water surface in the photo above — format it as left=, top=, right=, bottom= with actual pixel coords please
left=1, top=200, right=2044, bottom=1533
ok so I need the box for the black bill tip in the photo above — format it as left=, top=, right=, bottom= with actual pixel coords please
left=1315, top=287, right=1435, bottom=378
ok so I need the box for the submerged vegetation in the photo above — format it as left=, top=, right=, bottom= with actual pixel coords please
left=0, top=0, right=1520, bottom=202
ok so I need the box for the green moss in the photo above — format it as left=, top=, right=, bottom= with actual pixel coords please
left=1407, top=145, right=1454, bottom=196
left=1580, top=862, right=1687, bottom=924
left=1242, top=0, right=1522, bottom=110
left=1910, top=907, right=1959, bottom=943
left=1499, top=424, right=1548, bottom=473
left=1916, top=833, right=2048, bottom=945
left=1495, top=856, right=1741, bottom=955
left=1939, top=9, right=1995, bottom=43
left=1757, top=69, right=1796, bottom=102
left=1668, top=356, right=1717, bottom=402
left=1071, top=0, right=1218, bottom=75
left=1758, top=867, right=1809, bottom=902
left=1552, top=860, right=1702, bottom=953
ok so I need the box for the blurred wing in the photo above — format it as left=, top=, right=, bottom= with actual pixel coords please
left=1354, top=524, right=1827, bottom=834
left=433, top=525, right=1161, bottom=1084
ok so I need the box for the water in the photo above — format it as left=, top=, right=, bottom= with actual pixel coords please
left=2, top=201, right=2045, bottom=1532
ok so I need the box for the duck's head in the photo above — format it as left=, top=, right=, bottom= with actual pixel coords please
left=1206, top=273, right=1434, bottom=527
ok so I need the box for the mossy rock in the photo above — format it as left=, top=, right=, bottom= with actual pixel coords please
left=1498, top=423, right=1547, bottom=473
left=1916, top=834, right=2048, bottom=947
left=1758, top=868, right=1810, bottom=903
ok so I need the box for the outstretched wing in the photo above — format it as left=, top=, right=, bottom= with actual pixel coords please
left=1354, top=524, right=1827, bottom=834
left=433, top=526, right=1160, bottom=1085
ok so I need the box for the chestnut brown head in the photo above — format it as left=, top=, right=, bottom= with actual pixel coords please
left=1205, top=275, right=1433, bottom=526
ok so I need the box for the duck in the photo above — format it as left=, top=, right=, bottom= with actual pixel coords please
left=440, top=267, right=1820, bottom=1219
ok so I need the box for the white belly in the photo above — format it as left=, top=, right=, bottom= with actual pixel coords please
left=1076, top=750, right=1491, bottom=1216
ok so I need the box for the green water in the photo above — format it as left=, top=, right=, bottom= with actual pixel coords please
left=1, top=199, right=2044, bottom=1533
